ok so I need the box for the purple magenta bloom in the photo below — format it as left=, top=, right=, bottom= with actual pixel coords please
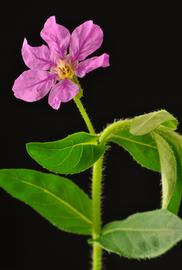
left=12, top=16, right=110, bottom=110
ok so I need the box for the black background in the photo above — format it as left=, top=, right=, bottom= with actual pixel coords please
left=0, top=0, right=182, bottom=269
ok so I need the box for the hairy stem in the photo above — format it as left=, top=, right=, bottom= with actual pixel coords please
left=74, top=96, right=133, bottom=269
left=92, top=156, right=104, bottom=270
left=91, top=119, right=133, bottom=269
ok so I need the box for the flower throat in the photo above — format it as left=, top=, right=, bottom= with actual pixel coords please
left=55, top=59, right=74, bottom=80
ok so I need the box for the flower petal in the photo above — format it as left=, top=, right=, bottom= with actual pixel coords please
left=48, top=79, right=79, bottom=110
left=70, top=20, right=103, bottom=61
left=12, top=70, right=55, bottom=102
left=40, top=16, right=70, bottom=59
left=22, top=38, right=54, bottom=70
left=75, top=53, right=110, bottom=78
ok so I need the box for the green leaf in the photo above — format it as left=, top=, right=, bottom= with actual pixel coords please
left=0, top=169, right=92, bottom=235
left=109, top=128, right=160, bottom=172
left=157, top=129, right=182, bottom=214
left=130, top=110, right=178, bottom=136
left=26, top=132, right=106, bottom=175
left=153, top=133, right=177, bottom=209
left=96, top=209, right=182, bottom=259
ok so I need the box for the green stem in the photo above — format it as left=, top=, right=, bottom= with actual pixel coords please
left=73, top=92, right=102, bottom=270
left=92, top=156, right=104, bottom=270
left=74, top=94, right=132, bottom=270
left=74, top=88, right=103, bottom=270
left=91, top=119, right=132, bottom=269
left=74, top=90, right=134, bottom=269
left=74, top=96, right=95, bottom=134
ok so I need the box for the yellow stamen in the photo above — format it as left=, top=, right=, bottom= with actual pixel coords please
left=55, top=60, right=74, bottom=80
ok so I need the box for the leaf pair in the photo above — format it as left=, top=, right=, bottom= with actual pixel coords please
left=108, top=110, right=182, bottom=213
left=2, top=169, right=181, bottom=260
left=0, top=133, right=106, bottom=236
left=109, top=109, right=177, bottom=172
left=25, top=109, right=177, bottom=176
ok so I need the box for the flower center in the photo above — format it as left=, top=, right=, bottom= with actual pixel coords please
left=55, top=60, right=74, bottom=80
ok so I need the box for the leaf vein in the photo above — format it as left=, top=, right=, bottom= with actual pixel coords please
left=15, top=177, right=92, bottom=225
left=111, top=134, right=157, bottom=149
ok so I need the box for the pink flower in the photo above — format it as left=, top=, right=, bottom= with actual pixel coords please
left=12, top=16, right=110, bottom=110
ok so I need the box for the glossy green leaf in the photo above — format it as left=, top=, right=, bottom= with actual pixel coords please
left=26, top=132, right=106, bottom=175
left=109, top=128, right=160, bottom=172
left=130, top=110, right=178, bottom=136
left=153, top=133, right=177, bottom=209
left=157, top=129, right=182, bottom=214
left=96, top=209, right=182, bottom=259
left=0, top=169, right=92, bottom=235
